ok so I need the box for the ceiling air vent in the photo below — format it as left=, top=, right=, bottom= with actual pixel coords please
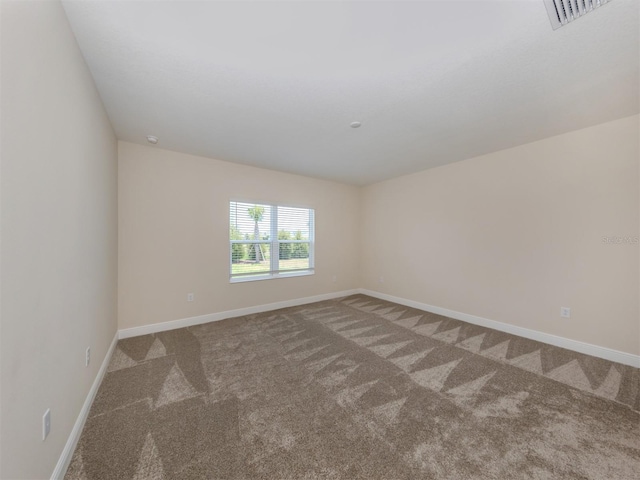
left=543, top=0, right=612, bottom=30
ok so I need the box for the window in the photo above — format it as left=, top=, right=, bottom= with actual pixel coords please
left=229, top=201, right=315, bottom=282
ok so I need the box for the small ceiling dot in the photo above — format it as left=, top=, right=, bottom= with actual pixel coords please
left=350, top=121, right=361, bottom=128
left=146, top=135, right=158, bottom=144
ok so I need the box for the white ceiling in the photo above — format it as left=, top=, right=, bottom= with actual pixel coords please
left=62, top=0, right=639, bottom=186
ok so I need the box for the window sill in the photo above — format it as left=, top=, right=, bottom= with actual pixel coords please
left=229, top=270, right=315, bottom=284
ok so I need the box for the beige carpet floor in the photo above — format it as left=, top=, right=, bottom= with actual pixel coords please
left=66, top=294, right=639, bottom=479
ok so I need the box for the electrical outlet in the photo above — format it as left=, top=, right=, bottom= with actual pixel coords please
left=331, top=275, right=337, bottom=283
left=85, top=347, right=90, bottom=367
left=560, top=307, right=571, bottom=318
left=379, top=276, right=384, bottom=284
left=43, top=409, right=51, bottom=441
left=187, top=293, right=194, bottom=302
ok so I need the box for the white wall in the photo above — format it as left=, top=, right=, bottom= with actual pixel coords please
left=0, top=1, right=118, bottom=478
left=118, top=142, right=360, bottom=331
left=118, top=116, right=638, bottom=355
left=361, top=115, right=639, bottom=357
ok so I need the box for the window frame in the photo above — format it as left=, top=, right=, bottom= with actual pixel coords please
left=229, top=200, right=315, bottom=283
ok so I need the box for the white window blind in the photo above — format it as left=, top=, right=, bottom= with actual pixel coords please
left=229, top=201, right=315, bottom=282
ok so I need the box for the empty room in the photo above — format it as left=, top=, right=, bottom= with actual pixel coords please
left=1, top=0, right=638, bottom=479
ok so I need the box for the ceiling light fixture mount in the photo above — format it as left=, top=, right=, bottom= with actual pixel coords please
left=350, top=121, right=361, bottom=128
left=146, top=135, right=158, bottom=144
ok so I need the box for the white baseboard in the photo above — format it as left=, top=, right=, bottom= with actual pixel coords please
left=359, top=289, right=640, bottom=368
left=118, top=289, right=360, bottom=339
left=51, top=331, right=119, bottom=480
left=118, top=287, right=639, bottom=367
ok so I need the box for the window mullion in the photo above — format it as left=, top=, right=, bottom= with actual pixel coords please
left=271, top=205, right=278, bottom=274
left=308, top=209, right=315, bottom=269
